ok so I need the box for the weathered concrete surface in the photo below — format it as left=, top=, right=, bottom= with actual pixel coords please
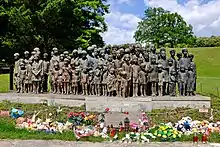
left=0, top=93, right=210, bottom=112
left=0, top=93, right=85, bottom=107
left=0, top=140, right=219, bottom=147
left=86, top=95, right=210, bottom=112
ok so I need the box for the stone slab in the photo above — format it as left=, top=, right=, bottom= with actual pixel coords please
left=0, top=93, right=210, bottom=113
left=0, top=93, right=85, bottom=107
left=86, top=95, right=210, bottom=112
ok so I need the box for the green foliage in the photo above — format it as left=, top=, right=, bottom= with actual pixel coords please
left=134, top=7, right=195, bottom=48
left=194, top=36, right=220, bottom=47
left=0, top=0, right=109, bottom=63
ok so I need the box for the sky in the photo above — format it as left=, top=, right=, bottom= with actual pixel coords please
left=101, top=0, right=220, bottom=45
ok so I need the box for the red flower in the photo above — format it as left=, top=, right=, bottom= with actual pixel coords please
left=105, top=108, right=110, bottom=113
left=124, top=112, right=129, bottom=115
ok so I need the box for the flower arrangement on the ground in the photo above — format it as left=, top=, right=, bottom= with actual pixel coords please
left=67, top=112, right=96, bottom=126
left=5, top=107, right=220, bottom=143
left=148, top=124, right=182, bottom=141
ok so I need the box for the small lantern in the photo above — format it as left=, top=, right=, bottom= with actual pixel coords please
left=124, top=117, right=130, bottom=132
left=193, top=133, right=198, bottom=143
left=119, top=121, right=124, bottom=132
left=202, top=133, right=208, bottom=143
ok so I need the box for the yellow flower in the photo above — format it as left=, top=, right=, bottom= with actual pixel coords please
left=84, top=117, right=88, bottom=121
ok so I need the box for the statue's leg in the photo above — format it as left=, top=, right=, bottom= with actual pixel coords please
left=151, top=82, right=156, bottom=96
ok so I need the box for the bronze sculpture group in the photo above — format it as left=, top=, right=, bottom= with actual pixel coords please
left=13, top=44, right=196, bottom=97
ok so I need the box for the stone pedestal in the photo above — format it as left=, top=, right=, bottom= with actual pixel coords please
left=85, top=95, right=210, bottom=112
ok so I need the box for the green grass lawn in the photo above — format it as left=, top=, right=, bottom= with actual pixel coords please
left=0, top=74, right=9, bottom=93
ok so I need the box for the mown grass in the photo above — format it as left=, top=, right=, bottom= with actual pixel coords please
left=0, top=74, right=9, bottom=93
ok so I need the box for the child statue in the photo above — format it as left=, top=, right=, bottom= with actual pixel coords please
left=93, top=70, right=101, bottom=96
left=107, top=68, right=116, bottom=96
left=131, top=57, right=140, bottom=97
left=178, top=66, right=188, bottom=96
left=57, top=72, right=63, bottom=94
left=139, top=63, right=147, bottom=96
left=32, top=55, right=43, bottom=94
left=158, top=51, right=169, bottom=95
left=88, top=70, right=94, bottom=95
left=122, top=54, right=131, bottom=97
left=25, top=60, right=33, bottom=93
left=120, top=71, right=128, bottom=98
left=81, top=69, right=88, bottom=95
left=71, top=68, right=80, bottom=95
left=187, top=64, right=196, bottom=96
left=148, top=55, right=158, bottom=96
left=17, top=62, right=27, bottom=93
left=158, top=64, right=165, bottom=96
left=62, top=58, right=71, bottom=94
left=102, top=65, right=108, bottom=96
left=42, top=53, right=50, bottom=92
left=51, top=63, right=60, bottom=94
left=169, top=69, right=177, bottom=96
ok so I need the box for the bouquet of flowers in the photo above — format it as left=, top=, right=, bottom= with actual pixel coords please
left=67, top=112, right=85, bottom=126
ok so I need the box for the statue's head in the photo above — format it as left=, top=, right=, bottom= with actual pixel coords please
left=188, top=53, right=194, bottom=60
left=60, top=54, right=64, bottom=61
left=109, top=68, right=115, bottom=74
left=108, top=55, right=113, bottom=62
left=34, top=54, right=39, bottom=61
left=177, top=52, right=182, bottom=59
left=158, top=64, right=163, bottom=72
left=87, top=46, right=94, bottom=55
left=64, top=58, right=69, bottom=65
left=160, top=51, right=166, bottom=58
left=125, top=48, right=130, bottom=54
left=180, top=65, right=185, bottom=72
left=171, top=68, right=176, bottom=75
left=168, top=58, right=173, bottom=66
left=170, top=49, right=176, bottom=57
left=120, top=71, right=127, bottom=78
left=72, top=49, right=78, bottom=57
left=81, top=50, right=87, bottom=58
left=150, top=45, right=156, bottom=53
left=140, top=63, right=146, bottom=70
left=14, top=53, right=20, bottom=60
left=138, top=57, right=144, bottom=64
left=31, top=51, right=36, bottom=56
left=20, top=62, right=25, bottom=69
left=52, top=48, right=58, bottom=55
left=160, top=47, right=166, bottom=53
left=132, top=56, right=138, bottom=65
left=24, top=51, right=29, bottom=58
left=124, top=54, right=130, bottom=62
left=54, top=62, right=59, bottom=69
left=151, top=55, right=156, bottom=64
left=43, top=53, right=48, bottom=59
left=63, top=51, right=69, bottom=57
left=182, top=48, right=188, bottom=56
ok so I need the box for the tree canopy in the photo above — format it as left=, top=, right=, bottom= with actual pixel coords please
left=134, top=7, right=195, bottom=48
left=0, top=0, right=109, bottom=63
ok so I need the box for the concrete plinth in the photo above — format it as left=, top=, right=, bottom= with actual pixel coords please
left=0, top=93, right=210, bottom=113
left=86, top=95, right=211, bottom=112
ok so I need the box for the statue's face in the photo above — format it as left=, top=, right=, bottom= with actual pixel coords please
left=160, top=51, right=166, bottom=58
left=168, top=60, right=173, bottom=66
left=151, top=58, right=156, bottom=63
left=43, top=54, right=48, bottom=59
left=60, top=56, right=64, bottom=61
left=151, top=47, right=156, bottom=53
left=183, top=49, right=188, bottom=56
left=180, top=67, right=185, bottom=72
left=54, top=49, right=58, bottom=55
left=24, top=53, right=29, bottom=58
left=170, top=50, right=175, bottom=56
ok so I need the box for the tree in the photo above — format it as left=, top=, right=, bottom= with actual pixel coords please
left=0, top=0, right=109, bottom=63
left=134, top=7, right=195, bottom=48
